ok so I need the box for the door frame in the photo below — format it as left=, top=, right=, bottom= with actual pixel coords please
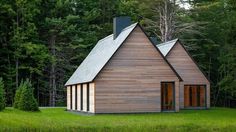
left=184, top=84, right=207, bottom=109
left=161, top=81, right=176, bottom=112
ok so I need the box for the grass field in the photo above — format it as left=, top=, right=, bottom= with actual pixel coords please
left=0, top=107, right=235, bottom=132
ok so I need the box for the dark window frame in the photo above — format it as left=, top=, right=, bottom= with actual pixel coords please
left=70, top=86, right=72, bottom=110
left=189, top=86, right=192, bottom=106
left=81, top=84, right=83, bottom=111
left=75, top=85, right=77, bottom=110
left=87, top=83, right=90, bottom=111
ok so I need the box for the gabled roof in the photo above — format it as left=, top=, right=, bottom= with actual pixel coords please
left=65, top=23, right=138, bottom=86
left=156, top=39, right=178, bottom=56
left=156, top=39, right=210, bottom=82
left=65, top=23, right=182, bottom=86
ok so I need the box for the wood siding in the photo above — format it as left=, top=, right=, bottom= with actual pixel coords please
left=72, top=85, right=76, bottom=110
left=82, top=84, right=87, bottom=112
left=89, top=83, right=95, bottom=113
left=94, top=26, right=180, bottom=113
left=67, top=86, right=71, bottom=110
left=166, top=42, right=210, bottom=109
left=77, top=84, right=81, bottom=111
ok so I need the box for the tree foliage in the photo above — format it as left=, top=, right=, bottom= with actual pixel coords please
left=0, top=78, right=5, bottom=111
left=14, top=79, right=39, bottom=111
left=13, top=80, right=24, bottom=109
left=0, top=0, right=235, bottom=107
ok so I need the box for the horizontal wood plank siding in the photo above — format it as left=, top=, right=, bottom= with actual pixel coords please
left=94, top=26, right=180, bottom=113
left=166, top=42, right=210, bottom=109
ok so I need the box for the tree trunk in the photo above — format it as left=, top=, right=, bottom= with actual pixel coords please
left=15, top=7, right=19, bottom=90
left=159, top=0, right=175, bottom=42
left=16, top=58, right=18, bottom=89
left=208, top=57, right=211, bottom=80
left=164, top=0, right=168, bottom=42
left=49, top=35, right=57, bottom=107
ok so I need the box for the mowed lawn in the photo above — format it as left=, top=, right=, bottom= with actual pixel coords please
left=0, top=107, right=236, bottom=132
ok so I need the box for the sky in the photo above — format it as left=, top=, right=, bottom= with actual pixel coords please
left=177, top=0, right=192, bottom=9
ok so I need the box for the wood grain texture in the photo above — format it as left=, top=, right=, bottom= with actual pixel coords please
left=89, top=83, right=95, bottom=113
left=76, top=84, right=81, bottom=111
left=166, top=42, right=210, bottom=109
left=67, top=86, right=71, bottom=110
left=72, top=85, right=76, bottom=110
left=82, top=84, right=87, bottom=112
left=94, top=26, right=180, bottom=113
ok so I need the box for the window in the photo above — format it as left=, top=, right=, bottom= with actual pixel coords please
left=87, top=84, right=90, bottom=111
left=161, top=82, right=175, bottom=111
left=70, top=86, right=72, bottom=110
left=75, top=85, right=77, bottom=110
left=184, top=85, right=206, bottom=108
left=80, top=84, right=83, bottom=110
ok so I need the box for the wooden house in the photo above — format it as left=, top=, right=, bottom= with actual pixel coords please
left=157, top=39, right=210, bottom=109
left=65, top=17, right=210, bottom=113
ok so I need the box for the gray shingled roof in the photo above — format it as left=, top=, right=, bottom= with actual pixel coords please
left=156, top=39, right=178, bottom=56
left=65, top=23, right=138, bottom=86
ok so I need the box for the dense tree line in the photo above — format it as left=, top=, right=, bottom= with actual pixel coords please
left=0, top=0, right=235, bottom=107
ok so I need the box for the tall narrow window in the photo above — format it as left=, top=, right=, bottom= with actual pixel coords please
left=80, top=84, right=83, bottom=110
left=161, top=82, right=175, bottom=111
left=70, top=86, right=72, bottom=110
left=87, top=83, right=90, bottom=111
left=75, top=85, right=77, bottom=110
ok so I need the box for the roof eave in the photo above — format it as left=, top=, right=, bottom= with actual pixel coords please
left=65, top=80, right=93, bottom=87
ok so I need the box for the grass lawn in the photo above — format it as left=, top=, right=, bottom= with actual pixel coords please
left=0, top=107, right=236, bottom=132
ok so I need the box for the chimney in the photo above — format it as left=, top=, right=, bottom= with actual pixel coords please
left=113, top=16, right=131, bottom=39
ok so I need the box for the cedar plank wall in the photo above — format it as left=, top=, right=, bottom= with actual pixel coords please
left=94, top=26, right=180, bottom=113
left=166, top=42, right=210, bottom=109
left=67, top=86, right=71, bottom=110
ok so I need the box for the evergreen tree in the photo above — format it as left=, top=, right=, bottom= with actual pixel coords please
left=13, top=80, right=25, bottom=109
left=18, top=79, right=39, bottom=111
left=0, top=78, right=5, bottom=111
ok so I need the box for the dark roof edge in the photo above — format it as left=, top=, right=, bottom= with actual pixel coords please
left=64, top=81, right=93, bottom=87
left=138, top=24, right=183, bottom=81
left=166, top=39, right=210, bottom=83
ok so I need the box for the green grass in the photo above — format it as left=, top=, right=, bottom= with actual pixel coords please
left=0, top=107, right=236, bottom=132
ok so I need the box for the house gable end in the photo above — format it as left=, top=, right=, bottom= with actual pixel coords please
left=93, top=25, right=180, bottom=113
left=166, top=41, right=210, bottom=84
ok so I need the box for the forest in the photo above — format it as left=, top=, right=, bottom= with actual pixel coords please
left=0, top=0, right=235, bottom=107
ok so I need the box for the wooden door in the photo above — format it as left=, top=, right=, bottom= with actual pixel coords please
left=161, top=82, right=175, bottom=111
